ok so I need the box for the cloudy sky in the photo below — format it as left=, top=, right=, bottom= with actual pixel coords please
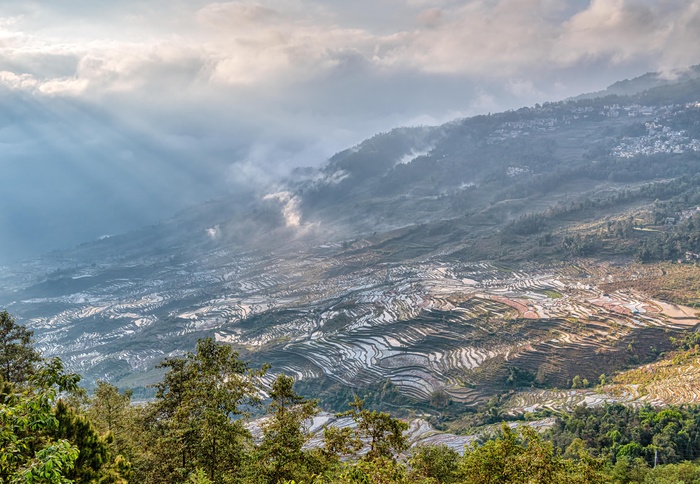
left=1, top=0, right=699, bottom=263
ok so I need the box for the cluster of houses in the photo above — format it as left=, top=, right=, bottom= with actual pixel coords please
left=611, top=101, right=700, bottom=157
left=685, top=251, right=700, bottom=261
left=680, top=207, right=700, bottom=220
left=486, top=100, right=700, bottom=150
left=485, top=106, right=599, bottom=143
left=486, top=103, right=661, bottom=144
left=487, top=118, right=560, bottom=143
left=612, top=122, right=700, bottom=158
left=506, top=166, right=529, bottom=177
left=606, top=103, right=697, bottom=118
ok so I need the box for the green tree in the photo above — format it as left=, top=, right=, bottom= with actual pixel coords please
left=562, top=438, right=607, bottom=484
left=139, top=337, right=265, bottom=484
left=186, top=468, right=213, bottom=484
left=571, top=375, right=583, bottom=389
left=87, top=382, right=132, bottom=435
left=86, top=381, right=137, bottom=462
left=343, top=397, right=408, bottom=462
left=608, top=455, right=649, bottom=484
left=458, top=424, right=605, bottom=484
left=0, top=358, right=81, bottom=483
left=319, top=425, right=363, bottom=465
left=334, top=456, right=410, bottom=484
left=252, top=374, right=320, bottom=483
left=0, top=310, right=42, bottom=384
left=409, top=444, right=459, bottom=483
left=52, top=400, right=127, bottom=483
left=643, top=461, right=700, bottom=484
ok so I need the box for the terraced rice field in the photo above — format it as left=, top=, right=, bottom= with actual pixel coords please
left=4, top=231, right=696, bottom=406
left=504, top=349, right=700, bottom=415
left=607, top=353, right=700, bottom=405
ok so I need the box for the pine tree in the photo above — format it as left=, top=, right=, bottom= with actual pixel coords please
left=254, top=374, right=320, bottom=483
left=53, top=401, right=112, bottom=483
left=87, top=381, right=137, bottom=462
left=140, top=338, right=265, bottom=483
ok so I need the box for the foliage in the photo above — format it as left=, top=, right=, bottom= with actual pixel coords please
left=293, top=376, right=407, bottom=414
left=458, top=424, right=605, bottom=484
left=637, top=213, right=700, bottom=262
left=86, top=381, right=137, bottom=464
left=409, top=444, right=460, bottom=483
left=671, top=331, right=700, bottom=352
left=11, top=310, right=700, bottom=483
left=186, top=468, right=213, bottom=484
left=136, top=337, right=266, bottom=483
left=0, top=310, right=42, bottom=384
left=52, top=400, right=111, bottom=483
left=249, top=374, right=321, bottom=483
left=0, top=357, right=85, bottom=483
left=0, top=384, right=79, bottom=483
left=505, top=366, right=537, bottom=388
left=341, top=396, right=409, bottom=462
left=548, top=403, right=700, bottom=466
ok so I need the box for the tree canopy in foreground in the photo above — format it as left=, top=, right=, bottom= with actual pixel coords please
left=4, top=311, right=700, bottom=483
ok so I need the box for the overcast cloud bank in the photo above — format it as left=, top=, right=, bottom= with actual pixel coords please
left=0, top=0, right=699, bottom=263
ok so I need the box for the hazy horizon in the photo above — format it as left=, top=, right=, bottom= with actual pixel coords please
left=2, top=0, right=700, bottom=264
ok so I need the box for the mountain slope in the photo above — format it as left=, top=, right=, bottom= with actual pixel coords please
left=1, top=76, right=700, bottom=410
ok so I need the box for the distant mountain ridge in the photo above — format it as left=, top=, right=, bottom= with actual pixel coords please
left=571, top=64, right=700, bottom=100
